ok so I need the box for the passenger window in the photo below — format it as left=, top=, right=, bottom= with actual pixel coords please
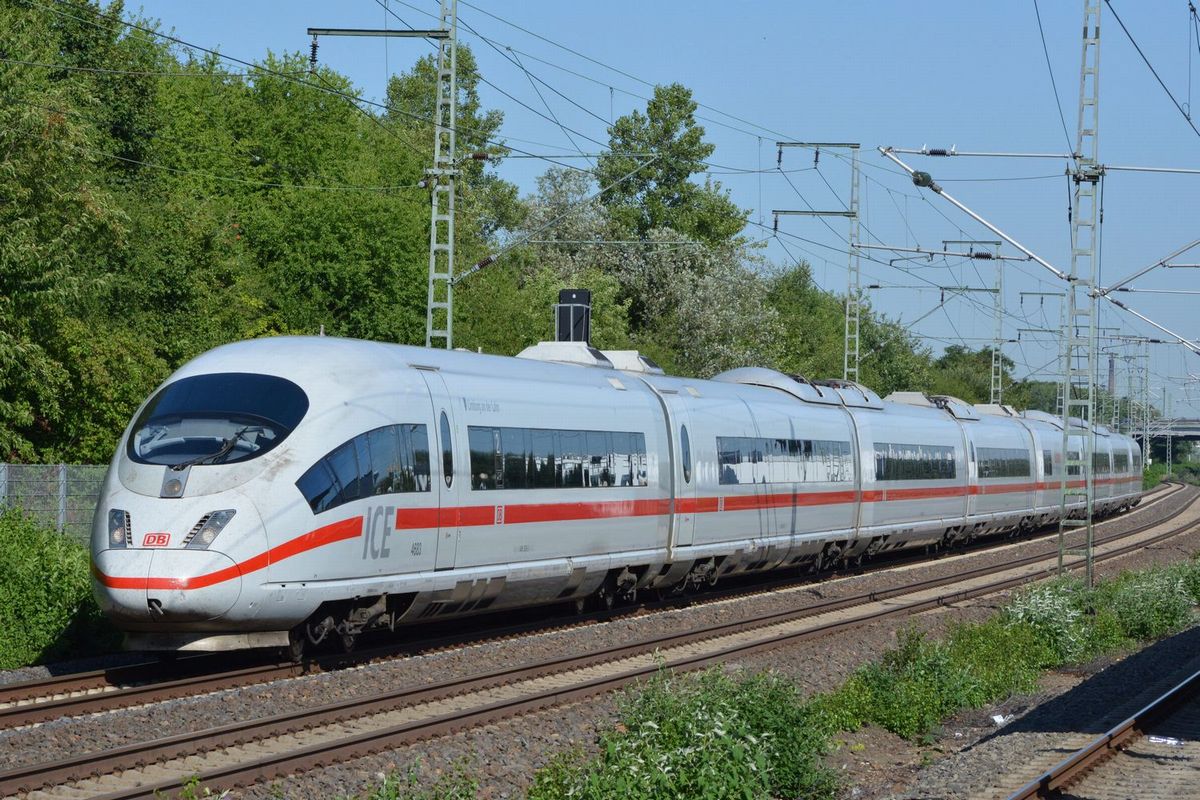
left=409, top=424, right=431, bottom=491
left=530, top=429, right=557, bottom=488
left=469, top=427, right=498, bottom=490
left=326, top=440, right=362, bottom=507
left=295, top=460, right=339, bottom=514
left=295, top=423, right=431, bottom=515
left=558, top=430, right=584, bottom=488
left=440, top=412, right=453, bottom=488
left=681, top=425, right=692, bottom=484
left=502, top=427, right=530, bottom=489
left=367, top=426, right=402, bottom=495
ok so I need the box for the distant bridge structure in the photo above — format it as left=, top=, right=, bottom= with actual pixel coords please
left=1136, top=418, right=1200, bottom=443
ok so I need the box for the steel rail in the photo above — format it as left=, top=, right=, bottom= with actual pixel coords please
left=0, top=481, right=1180, bottom=730
left=1008, top=665, right=1200, bottom=798
left=6, top=485, right=1196, bottom=799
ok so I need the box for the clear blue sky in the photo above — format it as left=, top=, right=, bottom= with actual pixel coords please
left=133, top=0, right=1200, bottom=416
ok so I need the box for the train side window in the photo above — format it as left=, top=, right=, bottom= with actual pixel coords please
left=440, top=412, right=453, bottom=488
left=585, top=430, right=610, bottom=487
left=367, top=426, right=402, bottom=495
left=326, top=440, right=362, bottom=507
left=502, top=426, right=530, bottom=489
left=631, top=432, right=648, bottom=487
left=409, top=424, right=431, bottom=491
left=680, top=425, right=692, bottom=484
left=1043, top=449, right=1053, bottom=477
left=610, top=431, right=633, bottom=487
left=558, top=430, right=585, bottom=488
left=469, top=427, right=497, bottom=490
left=530, top=429, right=557, bottom=488
left=296, top=459, right=340, bottom=514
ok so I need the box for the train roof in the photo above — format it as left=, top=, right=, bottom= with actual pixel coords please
left=173, top=337, right=1138, bottom=441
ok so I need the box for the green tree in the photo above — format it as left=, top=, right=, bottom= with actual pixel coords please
left=596, top=84, right=746, bottom=245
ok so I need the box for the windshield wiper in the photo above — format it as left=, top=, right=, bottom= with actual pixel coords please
left=170, top=426, right=260, bottom=471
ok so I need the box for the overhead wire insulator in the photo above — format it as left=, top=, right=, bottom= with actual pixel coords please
left=776, top=146, right=782, bottom=167
left=927, top=148, right=950, bottom=156
left=972, top=251, right=995, bottom=260
left=813, top=147, right=820, bottom=167
left=309, top=36, right=319, bottom=75
left=773, top=214, right=779, bottom=233
left=469, top=152, right=489, bottom=161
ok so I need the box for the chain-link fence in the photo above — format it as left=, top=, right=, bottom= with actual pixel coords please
left=0, top=464, right=106, bottom=544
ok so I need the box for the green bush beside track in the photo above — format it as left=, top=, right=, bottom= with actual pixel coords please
left=0, top=511, right=119, bottom=669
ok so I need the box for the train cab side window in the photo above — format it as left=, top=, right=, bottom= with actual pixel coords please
left=295, top=423, right=431, bottom=514
left=440, top=412, right=453, bottom=488
left=680, top=425, right=692, bottom=484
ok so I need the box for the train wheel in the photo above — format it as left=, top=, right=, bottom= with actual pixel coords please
left=286, top=630, right=306, bottom=662
left=341, top=631, right=357, bottom=653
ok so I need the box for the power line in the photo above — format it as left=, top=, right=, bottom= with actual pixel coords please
left=1032, top=0, right=1078, bottom=160
left=1103, top=0, right=1200, bottom=140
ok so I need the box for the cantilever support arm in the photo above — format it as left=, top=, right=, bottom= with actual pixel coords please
left=878, top=148, right=1070, bottom=282
left=878, top=146, right=1200, bottom=357
left=1096, top=239, right=1200, bottom=296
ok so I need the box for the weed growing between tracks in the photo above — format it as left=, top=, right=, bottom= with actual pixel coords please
left=0, top=511, right=119, bottom=668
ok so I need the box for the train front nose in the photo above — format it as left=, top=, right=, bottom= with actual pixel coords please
left=91, top=497, right=265, bottom=625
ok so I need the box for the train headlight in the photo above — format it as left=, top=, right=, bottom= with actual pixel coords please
left=184, top=509, right=236, bottom=550
left=108, top=509, right=130, bottom=549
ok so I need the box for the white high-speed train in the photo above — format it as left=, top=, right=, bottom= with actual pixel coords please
left=90, top=337, right=1143, bottom=653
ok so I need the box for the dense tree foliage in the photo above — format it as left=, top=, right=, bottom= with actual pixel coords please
left=1, top=2, right=1105, bottom=464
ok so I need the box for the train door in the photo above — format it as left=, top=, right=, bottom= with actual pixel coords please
left=418, top=369, right=460, bottom=570
left=664, top=394, right=697, bottom=552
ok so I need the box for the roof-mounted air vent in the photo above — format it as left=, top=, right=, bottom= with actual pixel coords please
left=602, top=350, right=665, bottom=375
left=811, top=378, right=885, bottom=409
left=515, top=341, right=613, bottom=369
left=928, top=394, right=980, bottom=421
left=710, top=367, right=841, bottom=405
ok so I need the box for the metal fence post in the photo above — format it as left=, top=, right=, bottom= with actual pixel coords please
left=0, top=463, right=7, bottom=512
left=57, top=463, right=68, bottom=532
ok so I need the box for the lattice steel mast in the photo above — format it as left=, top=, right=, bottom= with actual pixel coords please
left=1058, top=0, right=1102, bottom=585
left=425, top=0, right=458, bottom=349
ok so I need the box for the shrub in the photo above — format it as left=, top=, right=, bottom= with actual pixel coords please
left=1002, top=579, right=1091, bottom=665
left=0, top=511, right=119, bottom=668
left=1095, top=569, right=1195, bottom=641
left=527, top=668, right=838, bottom=800
left=945, top=618, right=1047, bottom=701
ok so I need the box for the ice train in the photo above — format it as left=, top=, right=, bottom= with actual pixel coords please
left=90, top=337, right=1143, bottom=653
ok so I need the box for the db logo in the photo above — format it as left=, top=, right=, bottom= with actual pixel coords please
left=142, top=533, right=170, bottom=547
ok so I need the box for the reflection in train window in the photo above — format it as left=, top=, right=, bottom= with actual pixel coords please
left=1113, top=451, right=1129, bottom=473
left=976, top=447, right=1032, bottom=479
left=295, top=423, right=431, bottom=514
left=468, top=426, right=648, bottom=490
left=1043, top=449, right=1053, bottom=477
left=717, top=436, right=854, bottom=485
left=874, top=442, right=956, bottom=481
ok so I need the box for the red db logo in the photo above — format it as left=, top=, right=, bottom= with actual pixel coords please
left=142, top=533, right=170, bottom=547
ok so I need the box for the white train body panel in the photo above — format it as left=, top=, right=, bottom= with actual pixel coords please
left=90, top=337, right=1145, bottom=651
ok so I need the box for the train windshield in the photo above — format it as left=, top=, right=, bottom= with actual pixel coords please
left=127, top=373, right=309, bottom=467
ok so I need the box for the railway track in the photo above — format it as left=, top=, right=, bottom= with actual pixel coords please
left=1009, top=665, right=1200, bottom=799
left=1, top=480, right=1181, bottom=732
left=4, top=483, right=1197, bottom=800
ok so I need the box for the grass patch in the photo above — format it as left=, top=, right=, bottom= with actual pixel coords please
left=527, top=668, right=839, bottom=800
left=0, top=510, right=119, bottom=668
